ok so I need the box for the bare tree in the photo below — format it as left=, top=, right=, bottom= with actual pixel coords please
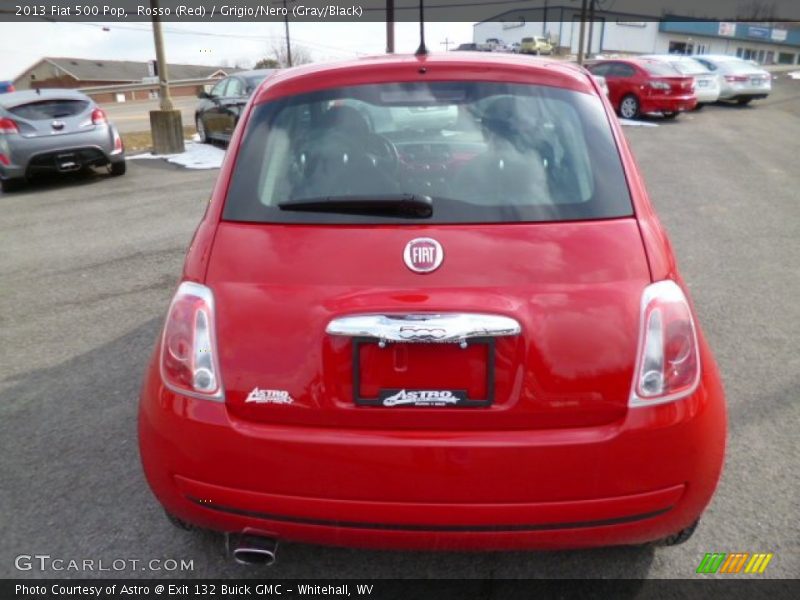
left=736, top=0, right=777, bottom=21
left=270, top=41, right=313, bottom=67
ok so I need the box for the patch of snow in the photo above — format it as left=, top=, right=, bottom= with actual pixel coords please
left=619, top=119, right=659, bottom=128
left=788, top=71, right=800, bottom=80
left=127, top=141, right=225, bottom=170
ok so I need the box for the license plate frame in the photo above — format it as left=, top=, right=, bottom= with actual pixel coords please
left=351, top=336, right=496, bottom=408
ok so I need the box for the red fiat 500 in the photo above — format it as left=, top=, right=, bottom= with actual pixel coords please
left=138, top=53, right=726, bottom=562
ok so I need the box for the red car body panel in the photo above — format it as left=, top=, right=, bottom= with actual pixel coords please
left=139, top=54, right=726, bottom=550
left=589, top=59, right=698, bottom=116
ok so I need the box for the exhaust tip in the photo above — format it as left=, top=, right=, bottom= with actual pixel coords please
left=233, top=547, right=276, bottom=566
left=229, top=532, right=278, bottom=566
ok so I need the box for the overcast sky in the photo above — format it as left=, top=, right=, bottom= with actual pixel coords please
left=0, top=21, right=475, bottom=79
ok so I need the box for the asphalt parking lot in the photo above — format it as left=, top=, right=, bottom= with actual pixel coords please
left=1, top=78, right=798, bottom=581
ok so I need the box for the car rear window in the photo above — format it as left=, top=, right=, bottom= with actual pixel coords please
left=246, top=74, right=271, bottom=92
left=8, top=99, right=89, bottom=120
left=640, top=61, right=681, bottom=77
left=223, top=81, right=633, bottom=224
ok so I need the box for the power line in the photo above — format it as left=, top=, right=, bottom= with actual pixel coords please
left=63, top=21, right=366, bottom=56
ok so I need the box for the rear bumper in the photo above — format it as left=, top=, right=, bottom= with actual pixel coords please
left=2, top=126, right=123, bottom=178
left=718, top=83, right=771, bottom=100
left=0, top=163, right=25, bottom=181
left=138, top=346, right=726, bottom=550
left=25, top=145, right=122, bottom=175
left=640, top=94, right=698, bottom=114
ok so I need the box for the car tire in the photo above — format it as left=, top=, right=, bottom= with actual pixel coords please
left=619, top=94, right=640, bottom=119
left=655, top=519, right=700, bottom=546
left=196, top=116, right=208, bottom=143
left=737, top=98, right=753, bottom=106
left=663, top=111, right=679, bottom=120
left=108, top=161, right=127, bottom=177
left=694, top=103, right=704, bottom=110
left=1, top=177, right=25, bottom=193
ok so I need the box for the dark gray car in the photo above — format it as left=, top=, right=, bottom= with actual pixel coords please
left=0, top=89, right=126, bottom=192
left=195, top=69, right=275, bottom=145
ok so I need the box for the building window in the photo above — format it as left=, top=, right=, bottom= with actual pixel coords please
left=777, top=52, right=795, bottom=64
left=668, top=41, right=693, bottom=54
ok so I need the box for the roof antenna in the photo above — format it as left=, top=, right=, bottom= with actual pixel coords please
left=415, top=0, right=428, bottom=56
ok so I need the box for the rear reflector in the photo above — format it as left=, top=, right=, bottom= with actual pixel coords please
left=0, top=117, right=19, bottom=135
left=160, top=282, right=224, bottom=401
left=630, top=280, right=700, bottom=407
left=111, top=128, right=123, bottom=154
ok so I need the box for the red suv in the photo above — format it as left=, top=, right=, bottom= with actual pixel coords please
left=138, top=53, right=726, bottom=562
left=587, top=58, right=697, bottom=119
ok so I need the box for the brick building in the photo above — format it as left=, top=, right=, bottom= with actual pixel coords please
left=12, top=57, right=232, bottom=103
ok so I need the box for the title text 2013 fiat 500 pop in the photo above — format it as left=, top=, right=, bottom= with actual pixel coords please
left=138, top=53, right=726, bottom=563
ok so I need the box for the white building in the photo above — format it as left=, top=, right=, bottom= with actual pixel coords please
left=473, top=7, right=800, bottom=65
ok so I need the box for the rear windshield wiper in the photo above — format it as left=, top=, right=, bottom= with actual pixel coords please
left=278, top=194, right=433, bottom=218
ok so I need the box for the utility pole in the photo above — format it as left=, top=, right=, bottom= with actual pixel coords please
left=576, top=0, right=588, bottom=65
left=543, top=0, right=548, bottom=37
left=150, top=1, right=172, bottom=112
left=586, top=0, right=596, bottom=59
left=386, top=0, right=395, bottom=53
left=148, top=0, right=184, bottom=154
left=440, top=37, right=454, bottom=51
left=283, top=0, right=292, bottom=67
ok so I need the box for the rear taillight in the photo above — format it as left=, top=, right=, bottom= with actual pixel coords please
left=630, top=280, right=700, bottom=407
left=91, top=108, right=108, bottom=125
left=0, top=117, right=19, bottom=135
left=160, top=282, right=224, bottom=400
left=0, top=153, right=9, bottom=166
left=724, top=75, right=748, bottom=82
left=648, top=80, right=670, bottom=91
left=111, top=128, right=123, bottom=154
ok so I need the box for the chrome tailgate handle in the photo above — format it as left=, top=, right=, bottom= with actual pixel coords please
left=326, top=313, right=521, bottom=346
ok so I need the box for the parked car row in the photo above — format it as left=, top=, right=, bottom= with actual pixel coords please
left=586, top=54, right=772, bottom=120
left=455, top=37, right=554, bottom=55
left=0, top=89, right=125, bottom=193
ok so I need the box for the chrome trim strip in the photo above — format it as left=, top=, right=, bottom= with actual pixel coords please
left=326, top=313, right=521, bottom=344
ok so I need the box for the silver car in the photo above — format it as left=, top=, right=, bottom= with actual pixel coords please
left=0, top=89, right=125, bottom=193
left=641, top=54, right=721, bottom=106
left=690, top=55, right=771, bottom=105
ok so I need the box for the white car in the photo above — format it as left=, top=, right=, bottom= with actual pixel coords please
left=690, top=55, right=771, bottom=105
left=591, top=74, right=610, bottom=97
left=485, top=38, right=512, bottom=53
left=640, top=54, right=721, bottom=106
